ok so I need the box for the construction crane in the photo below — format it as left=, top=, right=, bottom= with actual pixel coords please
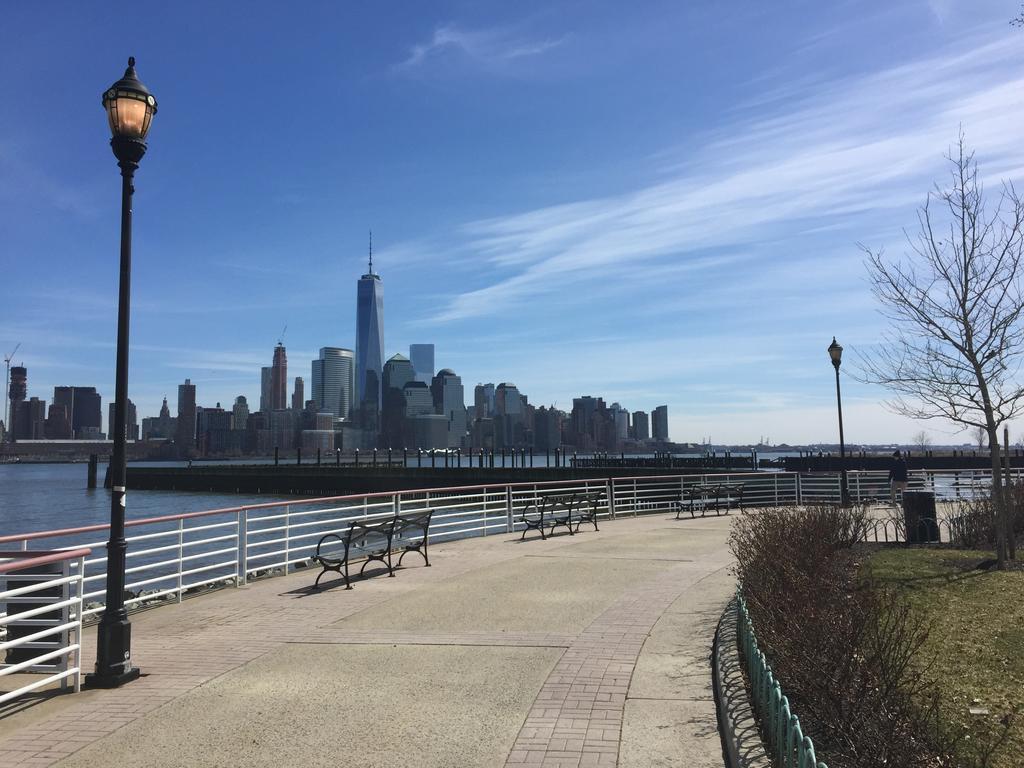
left=277, top=325, right=287, bottom=346
left=3, top=343, right=21, bottom=440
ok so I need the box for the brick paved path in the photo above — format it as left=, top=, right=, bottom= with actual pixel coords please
left=0, top=514, right=733, bottom=768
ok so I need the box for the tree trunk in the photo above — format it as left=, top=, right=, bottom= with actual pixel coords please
left=989, top=426, right=1008, bottom=569
left=1006, top=426, right=1017, bottom=560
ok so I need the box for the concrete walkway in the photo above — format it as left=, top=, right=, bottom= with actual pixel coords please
left=0, top=512, right=734, bottom=768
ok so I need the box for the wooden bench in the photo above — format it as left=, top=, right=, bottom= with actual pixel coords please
left=311, top=511, right=433, bottom=590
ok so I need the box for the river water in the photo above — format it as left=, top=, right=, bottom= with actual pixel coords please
left=0, top=462, right=291, bottom=537
left=0, top=452, right=798, bottom=537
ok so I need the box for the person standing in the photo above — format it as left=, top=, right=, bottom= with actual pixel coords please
left=889, top=450, right=908, bottom=504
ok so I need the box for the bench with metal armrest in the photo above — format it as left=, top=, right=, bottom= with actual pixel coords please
left=311, top=511, right=433, bottom=590
left=675, top=482, right=745, bottom=519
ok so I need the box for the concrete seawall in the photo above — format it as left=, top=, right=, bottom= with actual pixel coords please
left=122, top=465, right=725, bottom=496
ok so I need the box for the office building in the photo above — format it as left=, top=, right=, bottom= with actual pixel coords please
left=311, top=347, right=355, bottom=419
left=52, top=386, right=102, bottom=439
left=431, top=368, right=467, bottom=448
left=632, top=410, right=650, bottom=441
left=652, top=405, right=669, bottom=441
left=176, top=378, right=197, bottom=453
left=534, top=406, right=563, bottom=451
left=142, top=398, right=176, bottom=440
left=494, top=383, right=525, bottom=449
left=474, top=383, right=495, bottom=420
left=13, top=397, right=46, bottom=440
left=260, top=367, right=272, bottom=413
left=355, top=242, right=384, bottom=412
left=291, top=376, right=304, bottom=411
left=45, top=404, right=72, bottom=439
left=409, top=344, right=434, bottom=385
left=270, top=343, right=288, bottom=411
left=232, top=396, right=249, bottom=430
left=107, top=399, right=139, bottom=441
left=382, top=354, right=415, bottom=447
left=610, top=403, right=629, bottom=441
left=7, top=365, right=26, bottom=441
left=402, top=381, right=434, bottom=418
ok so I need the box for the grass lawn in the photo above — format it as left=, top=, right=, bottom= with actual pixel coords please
left=866, top=548, right=1024, bottom=767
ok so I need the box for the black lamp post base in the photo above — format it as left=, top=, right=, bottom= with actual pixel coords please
left=84, top=666, right=140, bottom=689
left=85, top=616, right=140, bottom=688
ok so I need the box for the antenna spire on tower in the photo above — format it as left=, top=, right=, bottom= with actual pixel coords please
left=368, top=229, right=373, bottom=274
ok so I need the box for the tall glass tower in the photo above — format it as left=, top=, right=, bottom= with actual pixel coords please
left=356, top=235, right=384, bottom=412
left=311, top=347, right=354, bottom=419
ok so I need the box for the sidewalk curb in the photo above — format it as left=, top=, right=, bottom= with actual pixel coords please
left=712, top=597, right=771, bottom=768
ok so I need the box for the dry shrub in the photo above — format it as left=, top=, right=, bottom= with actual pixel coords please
left=952, top=484, right=1024, bottom=549
left=730, top=505, right=955, bottom=768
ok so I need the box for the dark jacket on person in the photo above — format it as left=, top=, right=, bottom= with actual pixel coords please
left=888, top=457, right=908, bottom=482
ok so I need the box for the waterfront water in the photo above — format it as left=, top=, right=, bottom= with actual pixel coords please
left=0, top=462, right=292, bottom=536
left=0, top=452, right=798, bottom=537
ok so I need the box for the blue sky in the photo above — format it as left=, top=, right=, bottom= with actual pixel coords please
left=3, top=1, right=1024, bottom=444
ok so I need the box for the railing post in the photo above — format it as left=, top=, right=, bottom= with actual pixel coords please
left=392, top=493, right=400, bottom=517
left=239, top=509, right=248, bottom=587
left=607, top=478, right=617, bottom=519
left=283, top=504, right=291, bottom=574
left=773, top=474, right=779, bottom=506
left=506, top=485, right=514, bottom=533
left=795, top=473, right=802, bottom=505
left=177, top=517, right=184, bottom=603
left=74, top=554, right=85, bottom=693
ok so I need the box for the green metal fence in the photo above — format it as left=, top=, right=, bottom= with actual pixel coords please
left=737, top=590, right=828, bottom=768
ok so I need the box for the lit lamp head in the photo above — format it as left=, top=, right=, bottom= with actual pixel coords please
left=102, top=57, right=157, bottom=165
left=827, top=337, right=843, bottom=370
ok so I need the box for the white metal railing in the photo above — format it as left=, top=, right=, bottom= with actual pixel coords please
left=0, top=548, right=89, bottom=704
left=0, top=468, right=1013, bottom=626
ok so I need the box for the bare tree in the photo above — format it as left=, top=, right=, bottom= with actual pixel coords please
left=974, top=424, right=988, bottom=450
left=859, top=135, right=1024, bottom=567
left=912, top=430, right=932, bottom=451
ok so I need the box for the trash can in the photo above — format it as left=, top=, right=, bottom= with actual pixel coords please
left=2, top=555, right=66, bottom=665
left=902, top=490, right=938, bottom=544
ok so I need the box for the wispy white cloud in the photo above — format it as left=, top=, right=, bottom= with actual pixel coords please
left=396, top=22, right=567, bottom=72
left=424, top=31, right=1024, bottom=323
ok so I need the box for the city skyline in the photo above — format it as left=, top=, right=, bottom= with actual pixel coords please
left=4, top=3, right=1024, bottom=444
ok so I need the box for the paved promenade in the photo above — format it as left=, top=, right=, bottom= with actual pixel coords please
left=0, top=512, right=734, bottom=768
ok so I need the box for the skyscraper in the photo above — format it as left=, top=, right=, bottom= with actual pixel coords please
left=431, top=369, right=467, bottom=448
left=176, top=378, right=197, bottom=453
left=409, top=344, right=435, bottom=385
left=8, top=365, right=26, bottom=441
left=652, top=405, right=669, bottom=441
left=107, top=399, right=138, bottom=441
left=291, top=377, right=304, bottom=411
left=632, top=410, right=650, bottom=441
left=270, top=343, right=288, bottom=411
left=13, top=397, right=45, bottom=440
left=232, top=396, right=249, bottom=430
left=53, top=386, right=102, bottom=439
left=356, top=236, right=384, bottom=413
left=260, top=367, right=272, bottom=413
left=382, top=353, right=415, bottom=447
left=311, top=347, right=355, bottom=419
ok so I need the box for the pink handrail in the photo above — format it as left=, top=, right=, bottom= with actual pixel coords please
left=0, top=548, right=92, bottom=574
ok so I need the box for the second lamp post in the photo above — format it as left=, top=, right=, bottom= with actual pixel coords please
left=827, top=337, right=850, bottom=506
left=87, top=57, right=157, bottom=688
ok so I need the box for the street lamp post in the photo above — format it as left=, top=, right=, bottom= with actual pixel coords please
left=827, top=337, right=850, bottom=506
left=86, top=57, right=157, bottom=689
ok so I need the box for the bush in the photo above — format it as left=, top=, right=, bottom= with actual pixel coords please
left=730, top=505, right=954, bottom=768
left=951, top=484, right=1024, bottom=549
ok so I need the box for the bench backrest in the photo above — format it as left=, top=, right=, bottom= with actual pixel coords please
left=394, top=510, right=433, bottom=539
left=346, top=517, right=396, bottom=549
